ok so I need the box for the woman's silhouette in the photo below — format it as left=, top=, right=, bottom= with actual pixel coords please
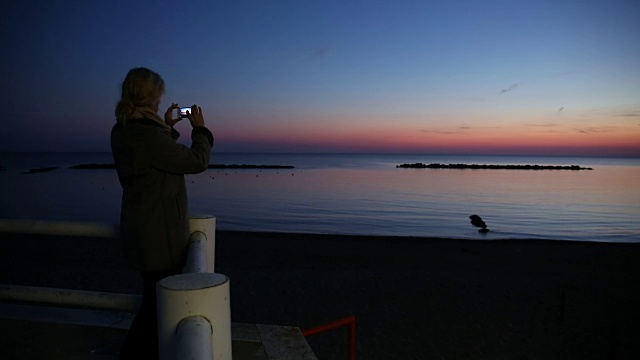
left=110, top=67, right=213, bottom=359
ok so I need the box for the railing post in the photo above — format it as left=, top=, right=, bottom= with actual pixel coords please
left=175, top=316, right=214, bottom=359
left=185, top=231, right=208, bottom=274
left=189, top=215, right=216, bottom=273
left=156, top=273, right=231, bottom=360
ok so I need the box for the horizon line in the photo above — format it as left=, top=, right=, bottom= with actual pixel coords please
left=1, top=150, right=639, bottom=159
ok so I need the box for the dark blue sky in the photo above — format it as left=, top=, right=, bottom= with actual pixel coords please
left=2, top=0, right=639, bottom=155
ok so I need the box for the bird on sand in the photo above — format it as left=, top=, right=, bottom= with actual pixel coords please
left=469, top=214, right=490, bottom=233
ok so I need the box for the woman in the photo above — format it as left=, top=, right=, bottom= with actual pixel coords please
left=110, top=67, right=213, bottom=359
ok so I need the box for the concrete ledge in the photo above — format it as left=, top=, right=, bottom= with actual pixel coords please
left=0, top=304, right=317, bottom=360
left=257, top=324, right=318, bottom=360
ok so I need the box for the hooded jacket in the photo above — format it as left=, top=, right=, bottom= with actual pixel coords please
left=110, top=118, right=213, bottom=272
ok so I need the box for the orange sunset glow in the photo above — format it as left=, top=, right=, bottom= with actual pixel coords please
left=215, top=110, right=640, bottom=156
left=1, top=1, right=638, bottom=157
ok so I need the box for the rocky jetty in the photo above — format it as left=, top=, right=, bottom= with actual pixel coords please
left=22, top=167, right=58, bottom=174
left=208, top=164, right=295, bottom=169
left=397, top=163, right=592, bottom=170
left=67, top=163, right=295, bottom=170
left=69, top=163, right=116, bottom=169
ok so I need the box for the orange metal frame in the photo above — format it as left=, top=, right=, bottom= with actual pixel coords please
left=302, top=315, right=357, bottom=360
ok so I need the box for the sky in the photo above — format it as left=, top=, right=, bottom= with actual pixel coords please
left=1, top=0, right=639, bottom=156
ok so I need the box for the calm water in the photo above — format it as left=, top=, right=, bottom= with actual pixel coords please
left=1, top=152, right=639, bottom=242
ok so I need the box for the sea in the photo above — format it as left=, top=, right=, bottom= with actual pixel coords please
left=1, top=152, right=639, bottom=242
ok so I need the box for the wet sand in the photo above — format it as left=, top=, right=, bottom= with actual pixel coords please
left=1, top=231, right=639, bottom=359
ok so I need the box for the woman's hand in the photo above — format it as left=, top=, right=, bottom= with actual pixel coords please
left=186, top=104, right=205, bottom=128
left=164, top=103, right=181, bottom=127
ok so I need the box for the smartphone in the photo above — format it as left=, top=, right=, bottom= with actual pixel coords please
left=179, top=107, right=191, bottom=118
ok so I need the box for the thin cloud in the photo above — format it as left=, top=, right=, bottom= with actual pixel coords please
left=421, top=125, right=500, bottom=134
left=574, top=126, right=617, bottom=134
left=579, top=107, right=640, bottom=118
left=304, top=46, right=333, bottom=62
left=526, top=123, right=563, bottom=133
left=461, top=96, right=487, bottom=102
left=549, top=71, right=576, bottom=78
left=526, top=123, right=557, bottom=127
left=499, top=83, right=521, bottom=95
left=421, top=129, right=457, bottom=135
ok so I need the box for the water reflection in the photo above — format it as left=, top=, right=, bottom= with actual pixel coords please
left=1, top=153, right=638, bottom=241
left=187, top=165, right=640, bottom=241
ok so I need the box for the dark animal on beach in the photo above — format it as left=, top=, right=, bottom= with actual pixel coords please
left=469, top=214, right=486, bottom=228
left=469, top=214, right=490, bottom=233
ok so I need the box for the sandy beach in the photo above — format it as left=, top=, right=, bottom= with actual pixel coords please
left=1, top=231, right=639, bottom=359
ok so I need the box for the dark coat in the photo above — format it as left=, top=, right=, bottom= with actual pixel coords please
left=110, top=118, right=213, bottom=272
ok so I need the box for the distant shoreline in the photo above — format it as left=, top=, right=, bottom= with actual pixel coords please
left=207, top=164, right=295, bottom=169
left=14, top=162, right=598, bottom=173
left=13, top=163, right=297, bottom=172
left=397, top=163, right=593, bottom=170
left=69, top=163, right=115, bottom=169
left=1, top=151, right=639, bottom=159
left=21, top=166, right=59, bottom=174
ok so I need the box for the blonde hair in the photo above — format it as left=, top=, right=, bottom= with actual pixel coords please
left=115, top=67, right=165, bottom=121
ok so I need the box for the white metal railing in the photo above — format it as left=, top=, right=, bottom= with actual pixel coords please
left=0, top=215, right=232, bottom=360
left=176, top=316, right=214, bottom=358
left=157, top=216, right=232, bottom=360
left=184, top=231, right=209, bottom=273
left=0, top=218, right=118, bottom=238
left=0, top=284, right=141, bottom=311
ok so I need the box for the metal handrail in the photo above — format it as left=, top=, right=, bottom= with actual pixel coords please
left=158, top=217, right=231, bottom=360
left=0, top=284, right=141, bottom=311
left=303, top=315, right=357, bottom=360
left=1, top=216, right=230, bottom=360
left=172, top=230, right=215, bottom=359
left=0, top=218, right=118, bottom=238
left=176, top=316, right=214, bottom=359
left=185, top=231, right=208, bottom=273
